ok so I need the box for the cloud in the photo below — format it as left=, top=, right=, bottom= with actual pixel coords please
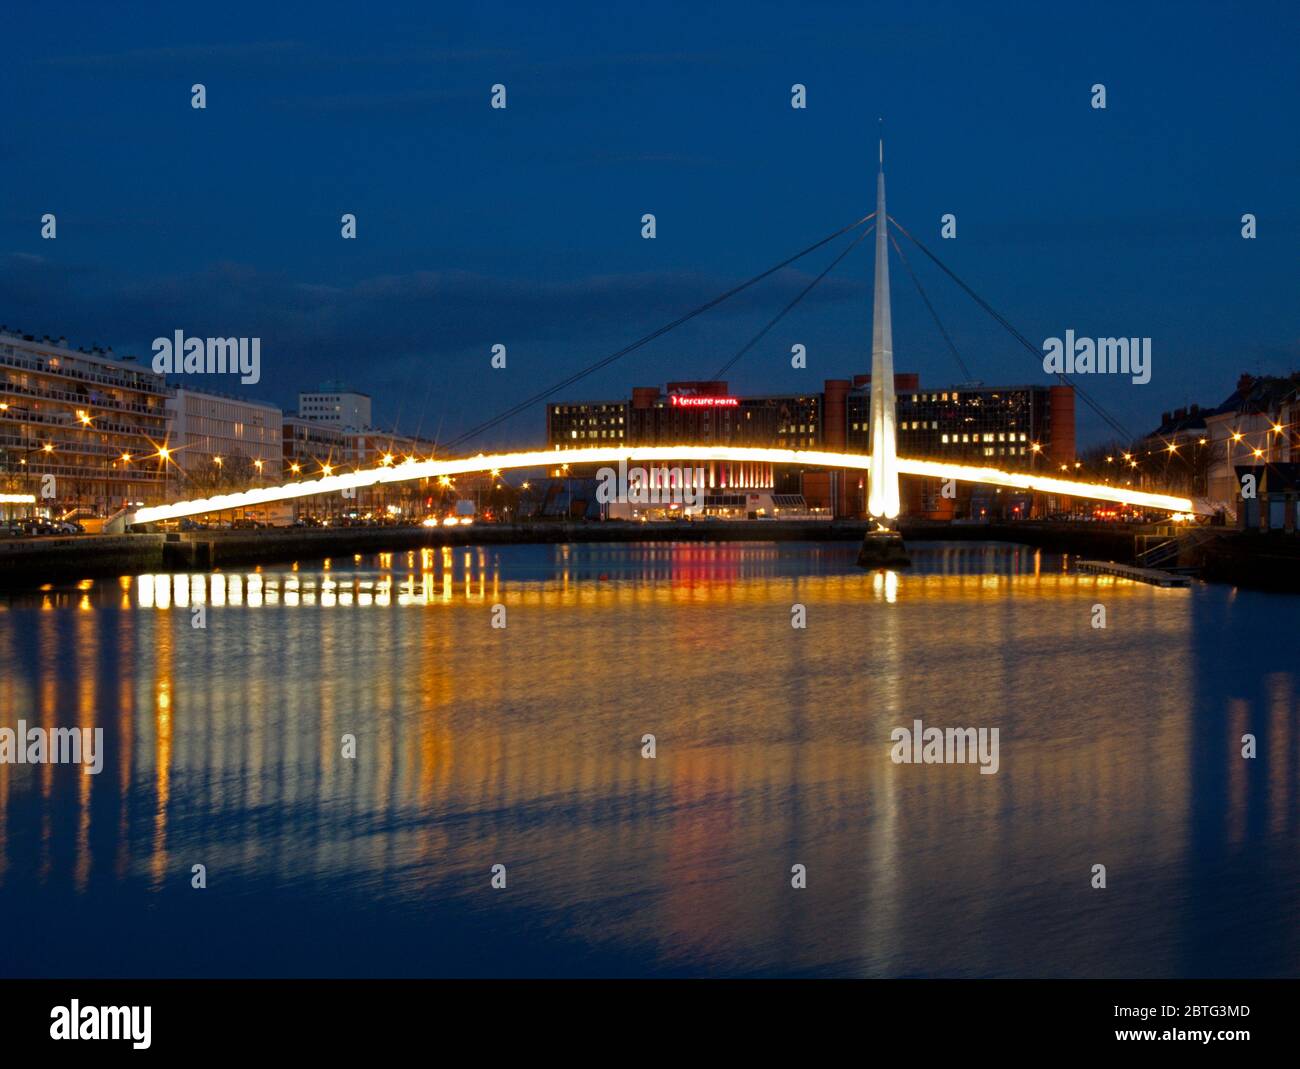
left=0, top=252, right=864, bottom=439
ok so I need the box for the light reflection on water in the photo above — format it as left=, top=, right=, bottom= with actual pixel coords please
left=0, top=540, right=1296, bottom=977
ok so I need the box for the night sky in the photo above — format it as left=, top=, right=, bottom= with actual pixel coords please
left=3, top=1, right=1296, bottom=449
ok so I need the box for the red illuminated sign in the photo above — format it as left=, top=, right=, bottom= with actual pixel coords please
left=670, top=395, right=739, bottom=407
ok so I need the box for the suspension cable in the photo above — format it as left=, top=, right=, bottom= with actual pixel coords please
left=711, top=224, right=873, bottom=380
left=441, top=212, right=876, bottom=451
left=888, top=230, right=973, bottom=383
left=887, top=215, right=1134, bottom=444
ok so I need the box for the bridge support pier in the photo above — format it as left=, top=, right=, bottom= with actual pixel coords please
left=856, top=524, right=911, bottom=568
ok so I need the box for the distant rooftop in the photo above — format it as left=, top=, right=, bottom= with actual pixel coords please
left=0, top=325, right=142, bottom=369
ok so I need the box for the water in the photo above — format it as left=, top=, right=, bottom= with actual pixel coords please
left=0, top=541, right=1296, bottom=977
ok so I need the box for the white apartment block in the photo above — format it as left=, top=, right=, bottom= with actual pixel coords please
left=298, top=383, right=372, bottom=430
left=166, top=387, right=283, bottom=476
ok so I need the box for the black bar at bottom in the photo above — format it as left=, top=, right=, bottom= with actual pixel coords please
left=0, top=978, right=1289, bottom=1056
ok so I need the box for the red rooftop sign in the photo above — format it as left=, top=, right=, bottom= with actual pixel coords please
left=670, top=395, right=739, bottom=407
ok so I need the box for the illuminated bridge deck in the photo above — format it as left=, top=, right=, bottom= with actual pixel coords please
left=125, top=445, right=1204, bottom=528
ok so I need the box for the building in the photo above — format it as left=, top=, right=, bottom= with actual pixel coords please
left=352, top=429, right=439, bottom=468
left=281, top=419, right=446, bottom=521
left=851, top=379, right=1073, bottom=467
left=849, top=376, right=1073, bottom=518
left=166, top=387, right=283, bottom=491
left=298, top=382, right=372, bottom=430
left=1132, top=405, right=1212, bottom=498
left=0, top=328, right=170, bottom=514
left=1236, top=463, right=1299, bottom=533
left=282, top=416, right=357, bottom=477
left=1204, top=374, right=1299, bottom=512
left=547, top=376, right=1075, bottom=519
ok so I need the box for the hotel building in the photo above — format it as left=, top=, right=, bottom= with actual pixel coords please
left=547, top=376, right=1075, bottom=518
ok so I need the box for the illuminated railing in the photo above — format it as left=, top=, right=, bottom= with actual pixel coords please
left=128, top=445, right=1200, bottom=525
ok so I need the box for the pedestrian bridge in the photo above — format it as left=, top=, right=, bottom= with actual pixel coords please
left=123, top=445, right=1205, bottom=528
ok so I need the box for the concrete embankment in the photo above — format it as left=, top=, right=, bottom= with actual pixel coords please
left=0, top=520, right=1200, bottom=586
left=0, top=533, right=165, bottom=584
left=0, top=521, right=872, bottom=586
left=900, top=520, right=1142, bottom=561
left=1199, top=531, right=1300, bottom=592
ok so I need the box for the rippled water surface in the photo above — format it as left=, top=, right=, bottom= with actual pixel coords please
left=0, top=540, right=1296, bottom=977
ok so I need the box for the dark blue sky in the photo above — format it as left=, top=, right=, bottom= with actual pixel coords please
left=3, top=1, right=1297, bottom=448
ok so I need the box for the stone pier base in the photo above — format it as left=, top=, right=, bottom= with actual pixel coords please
left=856, top=528, right=911, bottom=568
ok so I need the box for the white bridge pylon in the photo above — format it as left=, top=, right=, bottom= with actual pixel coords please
left=128, top=445, right=1202, bottom=526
